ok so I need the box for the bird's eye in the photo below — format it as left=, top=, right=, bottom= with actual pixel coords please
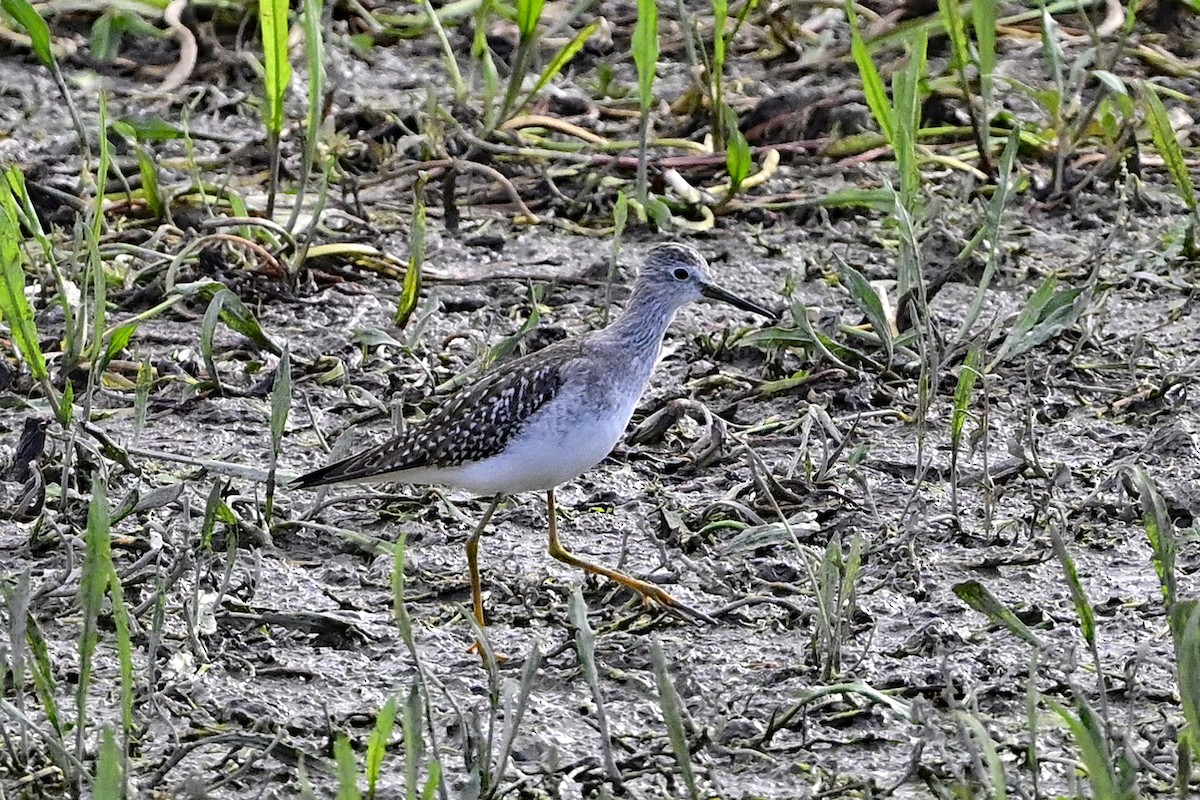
left=672, top=268, right=690, bottom=280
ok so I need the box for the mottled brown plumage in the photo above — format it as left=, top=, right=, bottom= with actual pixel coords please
left=290, top=351, right=568, bottom=488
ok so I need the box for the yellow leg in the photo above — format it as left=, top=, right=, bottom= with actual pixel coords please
left=466, top=494, right=502, bottom=629
left=545, top=489, right=717, bottom=624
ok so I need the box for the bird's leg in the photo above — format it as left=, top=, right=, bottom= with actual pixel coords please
left=466, top=494, right=503, bottom=629
left=545, top=489, right=717, bottom=625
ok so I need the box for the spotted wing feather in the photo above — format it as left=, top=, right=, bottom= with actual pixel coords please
left=291, top=348, right=570, bottom=488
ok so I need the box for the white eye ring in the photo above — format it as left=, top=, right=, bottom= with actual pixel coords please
left=672, top=268, right=690, bottom=280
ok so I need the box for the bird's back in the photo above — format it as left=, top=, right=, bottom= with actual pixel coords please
left=290, top=338, right=586, bottom=489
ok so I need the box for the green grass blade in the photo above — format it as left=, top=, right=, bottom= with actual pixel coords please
left=334, top=733, right=362, bottom=800
left=956, top=712, right=1008, bottom=800
left=568, top=589, right=619, bottom=783
left=972, top=0, right=996, bottom=160
left=391, top=533, right=414, bottom=646
left=401, top=683, right=423, bottom=800
left=1, top=0, right=53, bottom=67
left=134, top=358, right=151, bottom=438
left=106, top=560, right=134, bottom=797
left=950, top=344, right=980, bottom=452
left=259, top=0, right=292, bottom=217
left=76, top=473, right=112, bottom=766
left=1046, top=697, right=1119, bottom=800
left=953, top=580, right=1045, bottom=649
left=1141, top=83, right=1198, bottom=215
left=1169, top=600, right=1200, bottom=764
left=891, top=29, right=926, bottom=208
left=1129, top=466, right=1176, bottom=608
left=396, top=180, right=426, bottom=328
left=632, top=0, right=658, bottom=202
left=937, top=0, right=969, bottom=79
left=200, top=290, right=228, bottom=394
left=843, top=0, right=894, bottom=143
left=957, top=128, right=1019, bottom=337
left=421, top=760, right=442, bottom=800
left=86, top=90, right=111, bottom=366
left=0, top=176, right=48, bottom=383
left=420, top=0, right=467, bottom=103
left=270, top=345, right=292, bottom=455
left=649, top=639, right=698, bottom=800
left=259, top=0, right=292, bottom=129
left=837, top=262, right=893, bottom=365
left=94, top=727, right=122, bottom=800
left=490, top=641, right=541, bottom=796
left=721, top=102, right=752, bottom=193
left=24, top=615, right=63, bottom=739
left=515, top=0, right=545, bottom=39
left=526, top=21, right=598, bottom=101
left=1047, top=525, right=1095, bottom=648
left=286, top=0, right=326, bottom=233
left=988, top=275, right=1086, bottom=369
left=366, top=694, right=398, bottom=799
left=98, top=322, right=138, bottom=378
left=266, top=345, right=292, bottom=524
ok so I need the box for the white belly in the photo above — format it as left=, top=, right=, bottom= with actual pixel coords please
left=433, top=399, right=632, bottom=495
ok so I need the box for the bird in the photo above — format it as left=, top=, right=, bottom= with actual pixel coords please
left=291, top=243, right=776, bottom=632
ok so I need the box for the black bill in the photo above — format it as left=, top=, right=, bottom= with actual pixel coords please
left=701, top=283, right=778, bottom=320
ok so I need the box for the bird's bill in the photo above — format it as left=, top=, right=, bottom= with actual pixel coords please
left=701, top=283, right=778, bottom=319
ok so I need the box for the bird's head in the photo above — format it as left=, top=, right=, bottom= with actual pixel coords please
left=638, top=243, right=777, bottom=319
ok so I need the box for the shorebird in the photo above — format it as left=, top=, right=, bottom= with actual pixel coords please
left=291, top=243, right=775, bottom=630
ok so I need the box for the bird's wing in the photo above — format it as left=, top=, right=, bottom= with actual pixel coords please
left=290, top=345, right=573, bottom=488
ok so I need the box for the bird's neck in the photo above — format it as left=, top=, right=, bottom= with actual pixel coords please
left=598, top=288, right=678, bottom=356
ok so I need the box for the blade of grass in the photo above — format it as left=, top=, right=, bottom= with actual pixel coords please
left=953, top=579, right=1045, bottom=649
left=497, top=0, right=547, bottom=121
left=420, top=0, right=467, bottom=104
left=1141, top=82, right=1198, bottom=221
left=837, top=262, right=893, bottom=366
left=1129, top=466, right=1176, bottom=611
left=956, top=712, right=1008, bottom=800
left=266, top=345, right=292, bottom=525
left=484, top=643, right=540, bottom=800
left=957, top=128, right=1020, bottom=338
left=286, top=0, right=327, bottom=234
left=76, top=473, right=112, bottom=777
left=259, top=0, right=292, bottom=218
left=0, top=178, right=50, bottom=387
left=106, top=556, right=134, bottom=797
left=134, top=358, right=152, bottom=438
left=522, top=21, right=599, bottom=107
left=1169, top=600, right=1200, bottom=764
left=25, top=615, right=64, bottom=743
left=334, top=732, right=362, bottom=800
left=843, top=0, right=894, bottom=143
left=987, top=276, right=1086, bottom=370
left=1046, top=697, right=1120, bottom=799
left=632, top=0, right=658, bottom=203
left=396, top=178, right=426, bottom=327
left=93, top=728, right=122, bottom=800
left=949, top=341, right=981, bottom=517
left=649, top=638, right=699, bottom=800
left=972, top=0, right=997, bottom=166
left=1048, top=510, right=1111, bottom=727
left=5, top=571, right=32, bottom=765
left=366, top=694, right=398, bottom=800
left=402, top=683, right=424, bottom=800
left=568, top=589, right=620, bottom=785
left=0, top=0, right=90, bottom=168
left=891, top=29, right=926, bottom=211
